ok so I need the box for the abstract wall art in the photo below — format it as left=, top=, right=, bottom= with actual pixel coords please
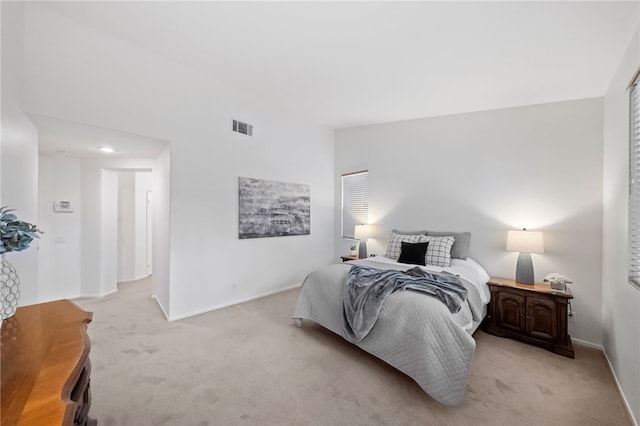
left=238, top=177, right=310, bottom=239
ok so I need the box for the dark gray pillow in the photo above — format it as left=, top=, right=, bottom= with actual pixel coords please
left=392, top=228, right=427, bottom=235
left=426, top=231, right=471, bottom=260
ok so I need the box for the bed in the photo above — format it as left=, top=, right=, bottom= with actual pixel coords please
left=292, top=254, right=490, bottom=405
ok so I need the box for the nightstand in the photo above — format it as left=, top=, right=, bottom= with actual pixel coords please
left=340, top=255, right=358, bottom=262
left=484, top=277, right=574, bottom=358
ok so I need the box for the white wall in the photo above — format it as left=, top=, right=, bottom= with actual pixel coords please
left=1, top=1, right=40, bottom=306
left=118, top=170, right=153, bottom=282
left=22, top=5, right=335, bottom=320
left=117, top=171, right=135, bottom=282
left=38, top=155, right=82, bottom=301
left=153, top=145, right=171, bottom=315
left=602, top=24, right=640, bottom=423
left=100, top=169, right=118, bottom=295
left=335, top=99, right=604, bottom=345
left=134, top=171, right=153, bottom=279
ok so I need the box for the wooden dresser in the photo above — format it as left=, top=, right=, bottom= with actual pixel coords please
left=485, top=277, right=574, bottom=358
left=1, top=300, right=96, bottom=426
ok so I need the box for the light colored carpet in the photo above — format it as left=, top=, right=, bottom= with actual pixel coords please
left=74, top=277, right=631, bottom=426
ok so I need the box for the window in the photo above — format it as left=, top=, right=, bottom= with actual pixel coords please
left=629, top=71, right=640, bottom=290
left=342, top=171, right=368, bottom=239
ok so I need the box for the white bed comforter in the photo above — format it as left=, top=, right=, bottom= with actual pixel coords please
left=292, top=257, right=490, bottom=405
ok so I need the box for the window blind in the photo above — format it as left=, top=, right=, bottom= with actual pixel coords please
left=342, top=171, right=368, bottom=239
left=629, top=72, right=640, bottom=290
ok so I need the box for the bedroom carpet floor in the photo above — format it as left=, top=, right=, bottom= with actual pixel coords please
left=74, top=277, right=632, bottom=426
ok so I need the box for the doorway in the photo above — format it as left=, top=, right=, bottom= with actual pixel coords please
left=116, top=170, right=153, bottom=283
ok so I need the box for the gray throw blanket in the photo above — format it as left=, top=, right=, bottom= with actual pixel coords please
left=343, top=265, right=468, bottom=343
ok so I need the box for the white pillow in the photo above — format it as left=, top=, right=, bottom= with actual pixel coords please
left=385, top=233, right=428, bottom=261
left=423, top=235, right=455, bottom=267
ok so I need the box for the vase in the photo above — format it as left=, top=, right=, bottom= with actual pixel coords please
left=0, top=255, right=20, bottom=320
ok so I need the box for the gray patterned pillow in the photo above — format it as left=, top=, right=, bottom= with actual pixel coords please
left=385, top=233, right=428, bottom=261
left=391, top=229, right=427, bottom=235
left=426, top=231, right=470, bottom=260
left=423, top=235, right=455, bottom=267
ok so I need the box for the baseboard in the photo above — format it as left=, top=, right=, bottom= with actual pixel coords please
left=567, top=338, right=636, bottom=425
left=602, top=347, right=638, bottom=426
left=118, top=274, right=151, bottom=284
left=166, top=283, right=302, bottom=322
left=26, top=295, right=82, bottom=305
left=75, top=288, right=118, bottom=299
left=151, top=295, right=171, bottom=321
left=571, top=337, right=603, bottom=349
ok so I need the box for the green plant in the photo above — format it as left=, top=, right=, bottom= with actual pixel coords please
left=0, top=206, right=43, bottom=254
left=350, top=244, right=357, bottom=251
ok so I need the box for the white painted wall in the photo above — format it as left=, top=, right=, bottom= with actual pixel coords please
left=100, top=169, right=118, bottom=295
left=134, top=171, right=153, bottom=279
left=1, top=1, right=40, bottom=306
left=38, top=155, right=82, bottom=301
left=117, top=171, right=136, bottom=282
left=335, top=99, right=604, bottom=345
left=22, top=5, right=335, bottom=319
left=152, top=145, right=171, bottom=316
left=117, top=170, right=153, bottom=282
left=602, top=25, right=640, bottom=423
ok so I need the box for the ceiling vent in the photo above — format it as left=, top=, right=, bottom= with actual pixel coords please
left=232, top=119, right=253, bottom=136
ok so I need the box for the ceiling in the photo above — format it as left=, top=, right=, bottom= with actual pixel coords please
left=33, top=1, right=639, bottom=130
left=30, top=114, right=168, bottom=159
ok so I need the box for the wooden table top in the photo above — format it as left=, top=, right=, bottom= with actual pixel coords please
left=488, top=276, right=573, bottom=298
left=1, top=300, right=92, bottom=426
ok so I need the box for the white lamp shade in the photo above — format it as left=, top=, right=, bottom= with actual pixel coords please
left=354, top=224, right=370, bottom=240
left=506, top=230, right=544, bottom=254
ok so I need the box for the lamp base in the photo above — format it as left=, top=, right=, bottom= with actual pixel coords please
left=359, top=241, right=368, bottom=259
left=515, top=252, right=534, bottom=284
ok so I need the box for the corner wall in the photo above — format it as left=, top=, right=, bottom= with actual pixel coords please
left=118, top=171, right=136, bottom=282
left=335, top=98, right=604, bottom=345
left=116, top=170, right=152, bottom=283
left=602, top=24, right=640, bottom=423
left=134, top=171, right=153, bottom=280
left=1, top=1, right=40, bottom=306
left=153, top=145, right=171, bottom=316
left=100, top=169, right=118, bottom=295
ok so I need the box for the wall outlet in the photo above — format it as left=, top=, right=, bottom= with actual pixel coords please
left=568, top=311, right=576, bottom=323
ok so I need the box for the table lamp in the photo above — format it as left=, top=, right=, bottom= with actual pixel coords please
left=506, top=228, right=544, bottom=284
left=354, top=224, right=371, bottom=259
